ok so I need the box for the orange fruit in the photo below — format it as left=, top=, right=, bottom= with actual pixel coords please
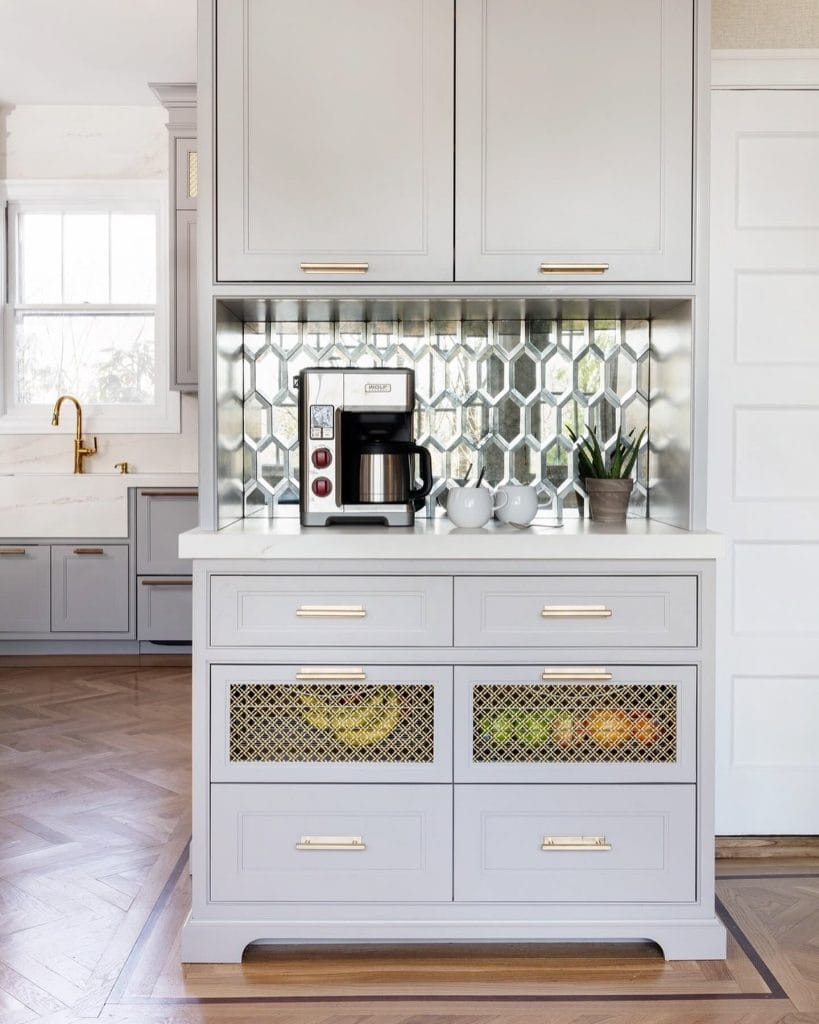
left=586, top=709, right=633, bottom=747
left=632, top=712, right=659, bottom=746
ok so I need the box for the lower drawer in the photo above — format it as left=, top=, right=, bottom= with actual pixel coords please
left=454, top=784, right=696, bottom=903
left=210, top=784, right=452, bottom=903
left=138, top=578, right=192, bottom=642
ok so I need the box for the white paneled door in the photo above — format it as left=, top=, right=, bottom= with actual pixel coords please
left=709, top=89, right=819, bottom=833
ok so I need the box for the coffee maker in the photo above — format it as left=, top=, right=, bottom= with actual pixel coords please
left=298, top=367, right=433, bottom=526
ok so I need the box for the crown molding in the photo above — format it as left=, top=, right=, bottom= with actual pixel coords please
left=712, top=49, right=819, bottom=89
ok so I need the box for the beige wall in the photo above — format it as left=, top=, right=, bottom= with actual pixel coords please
left=713, top=0, right=819, bottom=48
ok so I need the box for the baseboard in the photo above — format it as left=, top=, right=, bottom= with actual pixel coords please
left=0, top=653, right=191, bottom=667
left=716, top=835, right=819, bottom=859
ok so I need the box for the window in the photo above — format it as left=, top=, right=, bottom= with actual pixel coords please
left=1, top=183, right=178, bottom=433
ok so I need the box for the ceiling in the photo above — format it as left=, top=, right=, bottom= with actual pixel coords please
left=0, top=0, right=196, bottom=106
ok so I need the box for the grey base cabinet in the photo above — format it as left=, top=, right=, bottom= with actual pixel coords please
left=51, top=545, right=130, bottom=633
left=0, top=545, right=50, bottom=633
left=184, top=559, right=726, bottom=964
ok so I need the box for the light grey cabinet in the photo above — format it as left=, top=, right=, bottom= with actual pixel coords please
left=210, top=783, right=453, bottom=904
left=136, top=489, right=198, bottom=575
left=186, top=561, right=725, bottom=963
left=51, top=545, right=130, bottom=633
left=151, top=84, right=197, bottom=391
left=0, top=545, right=50, bottom=633
left=174, top=210, right=198, bottom=388
left=454, top=784, right=696, bottom=903
left=215, top=0, right=455, bottom=282
left=455, top=0, right=695, bottom=282
left=138, top=579, right=193, bottom=643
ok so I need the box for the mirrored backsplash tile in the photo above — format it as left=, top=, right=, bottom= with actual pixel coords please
left=242, top=318, right=650, bottom=518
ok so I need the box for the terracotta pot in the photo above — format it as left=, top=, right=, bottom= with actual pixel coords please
left=585, top=478, right=634, bottom=522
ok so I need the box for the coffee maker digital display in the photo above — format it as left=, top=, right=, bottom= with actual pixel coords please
left=298, top=367, right=433, bottom=526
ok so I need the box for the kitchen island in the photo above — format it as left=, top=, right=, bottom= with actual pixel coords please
left=181, top=519, right=725, bottom=962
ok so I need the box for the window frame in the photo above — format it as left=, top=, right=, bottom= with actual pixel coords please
left=0, top=180, right=179, bottom=434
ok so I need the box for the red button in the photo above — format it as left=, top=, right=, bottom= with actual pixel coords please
left=311, top=447, right=332, bottom=469
left=312, top=477, right=332, bottom=498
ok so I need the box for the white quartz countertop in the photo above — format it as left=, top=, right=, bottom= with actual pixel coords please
left=179, top=516, right=722, bottom=561
left=0, top=473, right=198, bottom=538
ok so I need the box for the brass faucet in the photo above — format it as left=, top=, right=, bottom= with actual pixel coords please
left=51, top=395, right=98, bottom=474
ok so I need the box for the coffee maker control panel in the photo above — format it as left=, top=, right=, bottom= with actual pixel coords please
left=309, top=404, right=334, bottom=441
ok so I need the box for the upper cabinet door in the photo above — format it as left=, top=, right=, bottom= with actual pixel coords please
left=216, top=0, right=454, bottom=282
left=455, top=0, right=694, bottom=283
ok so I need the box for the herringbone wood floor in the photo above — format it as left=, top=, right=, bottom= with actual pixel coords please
left=1, top=666, right=817, bottom=1024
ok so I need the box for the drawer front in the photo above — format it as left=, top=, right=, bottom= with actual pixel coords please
left=211, top=784, right=453, bottom=903
left=454, top=784, right=696, bottom=903
left=0, top=544, right=50, bottom=633
left=138, top=578, right=192, bottom=643
left=210, top=575, right=453, bottom=647
left=51, top=545, right=130, bottom=633
left=454, top=576, right=697, bottom=648
left=211, top=664, right=452, bottom=783
left=454, top=665, right=696, bottom=783
left=136, top=489, right=198, bottom=575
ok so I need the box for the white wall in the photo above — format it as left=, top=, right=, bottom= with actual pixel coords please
left=0, top=104, right=198, bottom=476
left=713, top=0, right=819, bottom=48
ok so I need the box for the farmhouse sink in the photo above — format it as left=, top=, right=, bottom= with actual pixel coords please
left=0, top=473, right=198, bottom=538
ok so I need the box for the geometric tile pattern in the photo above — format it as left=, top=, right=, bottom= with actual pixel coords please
left=242, top=318, right=650, bottom=518
left=229, top=682, right=435, bottom=763
left=473, top=682, right=677, bottom=764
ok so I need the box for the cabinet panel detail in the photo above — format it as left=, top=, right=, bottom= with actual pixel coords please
left=210, top=575, right=453, bottom=647
left=454, top=784, right=696, bottom=903
left=211, top=665, right=452, bottom=783
left=455, top=575, right=697, bottom=648
left=137, top=578, right=193, bottom=643
left=210, top=783, right=453, bottom=902
left=136, top=490, right=198, bottom=575
left=0, top=545, right=50, bottom=633
left=51, top=545, right=129, bottom=634
left=216, top=0, right=454, bottom=281
left=454, top=665, right=696, bottom=783
left=455, top=0, right=694, bottom=281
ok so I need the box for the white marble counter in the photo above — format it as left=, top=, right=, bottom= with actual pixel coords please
left=0, top=473, right=198, bottom=538
left=179, top=515, right=722, bottom=561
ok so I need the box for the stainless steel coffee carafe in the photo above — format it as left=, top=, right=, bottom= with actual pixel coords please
left=358, top=441, right=432, bottom=505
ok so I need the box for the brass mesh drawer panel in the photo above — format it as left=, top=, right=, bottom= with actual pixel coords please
left=230, top=683, right=435, bottom=764
left=473, top=683, right=677, bottom=764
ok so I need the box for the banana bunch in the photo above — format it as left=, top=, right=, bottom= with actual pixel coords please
left=298, top=686, right=401, bottom=746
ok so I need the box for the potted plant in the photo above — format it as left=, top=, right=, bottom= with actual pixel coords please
left=566, top=425, right=646, bottom=522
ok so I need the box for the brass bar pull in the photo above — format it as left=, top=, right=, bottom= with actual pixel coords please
left=541, top=605, right=612, bottom=618
left=140, top=490, right=198, bottom=497
left=299, top=261, right=369, bottom=274
left=296, top=666, right=367, bottom=681
left=0, top=547, right=26, bottom=556
left=141, top=579, right=193, bottom=587
left=541, top=667, right=613, bottom=681
left=542, top=836, right=612, bottom=852
left=73, top=547, right=104, bottom=555
left=296, top=835, right=366, bottom=851
left=296, top=604, right=366, bottom=618
left=539, top=263, right=609, bottom=274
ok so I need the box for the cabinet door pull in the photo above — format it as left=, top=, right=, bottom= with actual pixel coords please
left=296, top=835, right=366, bottom=851
left=541, top=836, right=611, bottom=852
left=73, top=547, right=104, bottom=555
left=299, top=262, right=369, bottom=274
left=296, top=604, right=366, bottom=618
left=141, top=579, right=193, bottom=587
left=0, top=547, right=26, bottom=556
left=140, top=490, right=198, bottom=497
left=296, top=666, right=367, bottom=681
left=541, top=604, right=612, bottom=618
left=541, top=667, right=612, bottom=681
left=539, top=263, right=609, bottom=274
